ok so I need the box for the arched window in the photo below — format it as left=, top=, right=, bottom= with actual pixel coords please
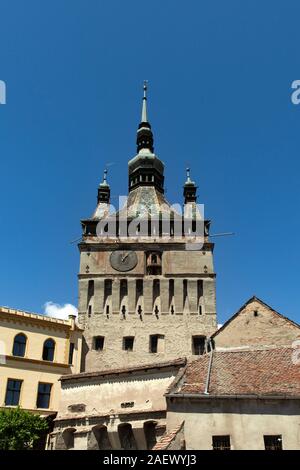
left=62, top=428, right=76, bottom=450
left=42, top=339, right=55, bottom=362
left=118, top=423, right=137, bottom=450
left=12, top=333, right=27, bottom=357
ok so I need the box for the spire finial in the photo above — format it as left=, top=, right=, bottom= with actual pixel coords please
left=141, top=80, right=148, bottom=122
left=99, top=168, right=109, bottom=187
left=143, top=80, right=148, bottom=98
left=103, top=168, right=108, bottom=184
left=186, top=167, right=192, bottom=183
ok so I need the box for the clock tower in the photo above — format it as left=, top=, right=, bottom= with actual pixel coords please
left=78, top=84, right=217, bottom=371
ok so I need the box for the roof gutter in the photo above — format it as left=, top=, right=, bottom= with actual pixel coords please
left=167, top=393, right=300, bottom=400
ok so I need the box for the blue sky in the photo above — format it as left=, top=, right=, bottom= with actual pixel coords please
left=0, top=0, right=300, bottom=324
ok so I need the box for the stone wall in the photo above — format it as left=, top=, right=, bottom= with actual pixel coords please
left=78, top=243, right=217, bottom=371
left=166, top=397, right=300, bottom=450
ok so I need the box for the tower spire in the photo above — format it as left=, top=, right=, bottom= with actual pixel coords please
left=129, top=82, right=164, bottom=193
left=141, top=80, right=148, bottom=122
left=136, top=81, right=154, bottom=153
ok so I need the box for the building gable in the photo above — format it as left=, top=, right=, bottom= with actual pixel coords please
left=212, top=296, right=300, bottom=349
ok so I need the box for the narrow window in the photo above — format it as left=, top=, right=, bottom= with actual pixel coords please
left=68, top=342, right=75, bottom=365
left=197, top=280, right=203, bottom=314
left=88, top=305, right=92, bottom=317
left=36, top=383, right=52, bottom=409
left=123, top=336, right=134, bottom=352
left=94, top=336, right=104, bottom=351
left=150, top=335, right=158, bottom=353
left=104, top=279, right=112, bottom=305
left=5, top=379, right=22, bottom=406
left=212, top=435, right=231, bottom=450
left=264, top=435, right=282, bottom=450
left=192, top=336, right=206, bottom=355
left=136, top=279, right=143, bottom=300
left=153, top=279, right=160, bottom=303
left=183, top=279, right=188, bottom=306
left=87, top=280, right=94, bottom=307
left=120, top=279, right=128, bottom=305
left=42, top=339, right=55, bottom=362
left=12, top=333, right=27, bottom=357
left=169, top=279, right=175, bottom=313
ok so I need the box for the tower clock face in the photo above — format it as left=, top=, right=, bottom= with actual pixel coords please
left=110, top=251, right=138, bottom=272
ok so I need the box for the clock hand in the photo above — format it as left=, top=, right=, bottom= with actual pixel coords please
left=121, top=253, right=129, bottom=262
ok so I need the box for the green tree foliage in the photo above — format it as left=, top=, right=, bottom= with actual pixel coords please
left=0, top=407, right=49, bottom=450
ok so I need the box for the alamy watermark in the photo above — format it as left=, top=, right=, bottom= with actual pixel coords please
left=0, top=80, right=6, bottom=104
left=291, top=80, right=300, bottom=104
left=91, top=197, right=206, bottom=251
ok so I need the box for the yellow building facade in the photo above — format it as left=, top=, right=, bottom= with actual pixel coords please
left=0, top=306, right=82, bottom=415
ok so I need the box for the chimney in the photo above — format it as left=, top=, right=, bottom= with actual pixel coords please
left=68, top=314, right=76, bottom=331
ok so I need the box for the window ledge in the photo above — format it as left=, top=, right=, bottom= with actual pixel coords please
left=5, top=355, right=71, bottom=368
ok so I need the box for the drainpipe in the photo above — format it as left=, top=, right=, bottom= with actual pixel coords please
left=204, top=338, right=214, bottom=395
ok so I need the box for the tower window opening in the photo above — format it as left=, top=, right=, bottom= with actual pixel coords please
left=147, top=252, right=162, bottom=275
left=94, top=336, right=104, bottom=351
left=264, top=435, right=282, bottom=451
left=150, top=335, right=158, bottom=353
left=192, top=336, right=206, bottom=355
left=212, top=435, right=231, bottom=451
left=123, top=336, right=134, bottom=352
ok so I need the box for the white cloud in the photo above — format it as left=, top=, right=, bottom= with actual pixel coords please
left=217, top=323, right=223, bottom=329
left=44, top=302, right=78, bottom=320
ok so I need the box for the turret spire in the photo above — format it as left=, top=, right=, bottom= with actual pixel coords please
left=184, top=167, right=197, bottom=203
left=97, top=168, right=110, bottom=204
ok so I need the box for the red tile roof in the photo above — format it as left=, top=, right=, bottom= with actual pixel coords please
left=152, top=422, right=184, bottom=450
left=168, top=348, right=300, bottom=397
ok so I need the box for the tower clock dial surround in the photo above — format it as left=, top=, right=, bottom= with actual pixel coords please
left=110, top=250, right=138, bottom=272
